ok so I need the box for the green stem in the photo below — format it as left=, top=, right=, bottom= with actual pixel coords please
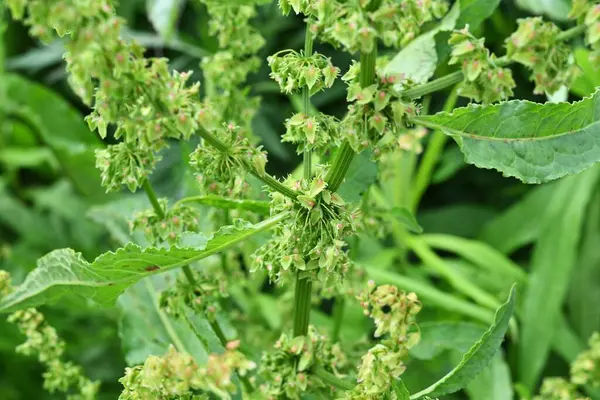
left=325, top=47, right=377, bottom=191
left=331, top=298, right=345, bottom=342
left=312, top=366, right=355, bottom=391
left=401, top=23, right=585, bottom=100
left=410, top=85, right=459, bottom=211
left=142, top=179, right=165, bottom=219
left=303, top=24, right=314, bottom=179
left=292, top=274, right=313, bottom=337
left=556, top=24, right=586, bottom=41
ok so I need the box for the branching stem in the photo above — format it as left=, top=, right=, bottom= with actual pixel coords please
left=325, top=47, right=377, bottom=192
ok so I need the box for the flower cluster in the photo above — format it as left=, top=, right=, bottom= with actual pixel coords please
left=259, top=325, right=347, bottom=399
left=570, top=0, right=600, bottom=65
left=341, top=62, right=420, bottom=155
left=5, top=1, right=211, bottom=193
left=346, top=282, right=421, bottom=398
left=533, top=331, right=600, bottom=399
left=119, top=343, right=255, bottom=400
left=0, top=270, right=12, bottom=298
left=160, top=267, right=229, bottom=322
left=190, top=123, right=267, bottom=196
left=571, top=332, right=600, bottom=387
left=252, top=169, right=359, bottom=290
left=282, top=112, right=342, bottom=154
left=130, top=199, right=200, bottom=245
left=95, top=143, right=158, bottom=193
left=8, top=308, right=100, bottom=399
left=533, top=378, right=586, bottom=400
left=506, top=17, right=579, bottom=95
left=268, top=50, right=340, bottom=94
left=198, top=0, right=266, bottom=150
left=449, top=27, right=515, bottom=103
left=280, top=0, right=448, bottom=53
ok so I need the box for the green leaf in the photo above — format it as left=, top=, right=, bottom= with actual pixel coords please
left=178, top=195, right=270, bottom=214
left=0, top=213, right=287, bottom=313
left=385, top=3, right=459, bottom=83
left=410, top=285, right=517, bottom=399
left=412, top=93, right=600, bottom=184
left=515, top=0, right=572, bottom=22
left=338, top=150, right=378, bottom=203
left=479, top=183, right=556, bottom=254
left=365, top=266, right=495, bottom=325
left=419, top=204, right=497, bottom=239
left=389, top=207, right=423, bottom=233
left=519, top=167, right=599, bottom=389
left=421, top=234, right=527, bottom=284
left=146, top=0, right=183, bottom=40
left=571, top=48, right=600, bottom=98
left=432, top=145, right=466, bottom=184
left=5, top=74, right=103, bottom=196
left=411, top=322, right=486, bottom=360
left=118, top=273, right=222, bottom=366
left=392, top=379, right=411, bottom=399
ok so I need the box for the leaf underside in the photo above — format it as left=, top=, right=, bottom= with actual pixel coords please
left=0, top=213, right=286, bottom=313
left=413, top=91, right=600, bottom=183
left=410, top=285, right=516, bottom=399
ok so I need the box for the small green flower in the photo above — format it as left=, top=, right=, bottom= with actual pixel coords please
left=268, top=50, right=340, bottom=94
left=506, top=17, right=579, bottom=95
left=449, top=26, right=515, bottom=103
left=130, top=199, right=200, bottom=246
left=8, top=309, right=99, bottom=399
left=259, top=326, right=347, bottom=399
left=95, top=143, right=159, bottom=193
left=571, top=332, right=600, bottom=387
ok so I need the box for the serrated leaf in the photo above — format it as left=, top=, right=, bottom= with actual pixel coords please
left=118, top=273, right=223, bottom=366
left=389, top=207, right=423, bottom=233
left=412, top=93, right=600, bottom=184
left=392, top=379, right=411, bottom=399
left=338, top=150, right=378, bottom=203
left=410, top=286, right=517, bottom=399
left=0, top=212, right=286, bottom=313
left=180, top=195, right=270, bottom=214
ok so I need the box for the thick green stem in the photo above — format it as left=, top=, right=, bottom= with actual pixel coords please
left=401, top=23, right=584, bottom=100
left=303, top=25, right=314, bottom=179
left=325, top=47, right=377, bottom=191
left=312, top=366, right=355, bottom=391
left=292, top=274, right=313, bottom=337
left=410, top=85, right=459, bottom=210
left=331, top=298, right=345, bottom=342
left=142, top=179, right=165, bottom=219
left=291, top=24, right=316, bottom=341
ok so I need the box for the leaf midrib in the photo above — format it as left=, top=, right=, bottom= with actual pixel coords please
left=412, top=116, right=600, bottom=143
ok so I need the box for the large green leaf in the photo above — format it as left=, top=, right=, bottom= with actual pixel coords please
left=118, top=273, right=223, bottom=366
left=0, top=213, right=286, bottom=313
left=411, top=322, right=513, bottom=400
left=519, top=167, right=599, bottom=389
left=178, top=195, right=270, bottom=214
left=412, top=93, right=600, bottom=183
left=515, top=0, right=571, bottom=22
left=146, top=0, right=183, bottom=40
left=410, top=286, right=516, bottom=399
left=5, top=74, right=103, bottom=196
left=385, top=3, right=459, bottom=83
left=338, top=150, right=378, bottom=203
left=479, top=183, right=556, bottom=254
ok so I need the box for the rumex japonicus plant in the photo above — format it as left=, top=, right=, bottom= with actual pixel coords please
left=3, top=0, right=600, bottom=399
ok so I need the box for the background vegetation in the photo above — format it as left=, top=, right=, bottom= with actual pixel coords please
left=1, top=0, right=599, bottom=398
